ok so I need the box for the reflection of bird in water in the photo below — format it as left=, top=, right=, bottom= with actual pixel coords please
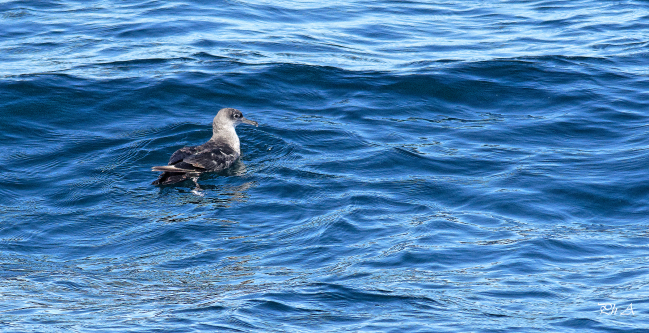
left=152, top=108, right=258, bottom=186
left=177, top=181, right=255, bottom=207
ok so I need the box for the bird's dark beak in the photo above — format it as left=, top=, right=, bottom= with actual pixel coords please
left=241, top=117, right=258, bottom=127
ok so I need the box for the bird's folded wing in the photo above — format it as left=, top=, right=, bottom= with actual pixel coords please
left=168, top=146, right=198, bottom=165
left=183, top=150, right=238, bottom=171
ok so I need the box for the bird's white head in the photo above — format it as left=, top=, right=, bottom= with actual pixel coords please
left=213, top=108, right=258, bottom=131
left=211, top=108, right=258, bottom=148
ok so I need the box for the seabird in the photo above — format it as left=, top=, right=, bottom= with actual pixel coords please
left=152, top=108, right=258, bottom=185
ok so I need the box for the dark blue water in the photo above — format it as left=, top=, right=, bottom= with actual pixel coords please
left=1, top=0, right=648, bottom=331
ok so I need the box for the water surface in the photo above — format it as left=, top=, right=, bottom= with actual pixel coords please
left=1, top=0, right=648, bottom=331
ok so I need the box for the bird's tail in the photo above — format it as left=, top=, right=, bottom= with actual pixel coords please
left=151, top=165, right=196, bottom=173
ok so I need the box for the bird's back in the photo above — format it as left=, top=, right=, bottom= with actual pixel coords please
left=151, top=139, right=240, bottom=185
left=179, top=139, right=239, bottom=172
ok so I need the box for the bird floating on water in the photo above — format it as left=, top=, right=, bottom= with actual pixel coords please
left=152, top=108, right=258, bottom=186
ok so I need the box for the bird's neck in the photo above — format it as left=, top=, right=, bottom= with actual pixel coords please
left=212, top=125, right=240, bottom=154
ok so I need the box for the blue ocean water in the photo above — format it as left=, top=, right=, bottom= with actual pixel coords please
left=1, top=0, right=649, bottom=331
